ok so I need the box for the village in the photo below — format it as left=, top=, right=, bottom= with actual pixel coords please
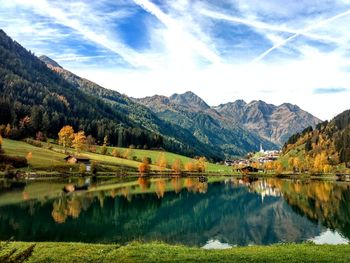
left=224, top=144, right=281, bottom=170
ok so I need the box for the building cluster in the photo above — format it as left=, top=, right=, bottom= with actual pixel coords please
left=224, top=144, right=281, bottom=167
left=256, top=150, right=281, bottom=164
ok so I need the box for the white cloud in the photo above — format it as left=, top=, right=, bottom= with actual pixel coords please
left=133, top=0, right=221, bottom=65
left=1, top=0, right=350, bottom=121
left=1, top=0, right=160, bottom=68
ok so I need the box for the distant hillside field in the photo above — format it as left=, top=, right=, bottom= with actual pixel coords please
left=1, top=139, right=232, bottom=174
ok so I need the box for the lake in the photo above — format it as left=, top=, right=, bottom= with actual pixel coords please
left=0, top=176, right=349, bottom=248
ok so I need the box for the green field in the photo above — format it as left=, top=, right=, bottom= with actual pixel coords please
left=1, top=241, right=349, bottom=263
left=1, top=139, right=232, bottom=173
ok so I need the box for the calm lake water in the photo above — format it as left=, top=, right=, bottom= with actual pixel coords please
left=0, top=176, right=349, bottom=248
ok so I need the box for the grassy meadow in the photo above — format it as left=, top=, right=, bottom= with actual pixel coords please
left=1, top=138, right=232, bottom=174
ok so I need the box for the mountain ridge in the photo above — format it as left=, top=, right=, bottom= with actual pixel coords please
left=137, top=93, right=321, bottom=149
left=215, top=99, right=321, bottom=145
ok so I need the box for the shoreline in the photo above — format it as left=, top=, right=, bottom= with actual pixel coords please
left=0, top=171, right=348, bottom=181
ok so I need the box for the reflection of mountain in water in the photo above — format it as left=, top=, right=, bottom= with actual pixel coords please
left=0, top=179, right=326, bottom=246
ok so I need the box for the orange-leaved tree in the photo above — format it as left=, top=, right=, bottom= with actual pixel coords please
left=72, top=131, right=87, bottom=153
left=138, top=157, right=150, bottom=174
left=157, top=152, right=167, bottom=172
left=196, top=157, right=207, bottom=172
left=58, top=125, right=74, bottom=153
left=172, top=158, right=183, bottom=174
left=26, top=151, right=32, bottom=162
left=112, top=148, right=121, bottom=158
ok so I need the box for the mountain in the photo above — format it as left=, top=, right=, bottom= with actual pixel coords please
left=136, top=94, right=278, bottom=156
left=214, top=100, right=321, bottom=145
left=283, top=109, right=350, bottom=166
left=169, top=91, right=210, bottom=111
left=38, top=56, right=223, bottom=160
left=0, top=29, right=221, bottom=160
left=137, top=94, right=321, bottom=156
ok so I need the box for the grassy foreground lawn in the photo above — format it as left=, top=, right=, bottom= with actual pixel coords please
left=1, top=241, right=350, bottom=263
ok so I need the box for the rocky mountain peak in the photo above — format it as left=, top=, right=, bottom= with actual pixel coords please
left=169, top=91, right=210, bottom=110
left=39, top=55, right=62, bottom=69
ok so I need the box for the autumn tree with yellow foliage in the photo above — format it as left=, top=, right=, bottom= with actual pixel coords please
left=138, top=157, right=150, bottom=174
left=313, top=152, right=329, bottom=173
left=172, top=158, right=183, bottom=174
left=196, top=157, right=207, bottom=172
left=123, top=148, right=134, bottom=159
left=112, top=148, right=121, bottom=158
left=58, top=125, right=75, bottom=153
left=157, top=152, right=167, bottom=172
left=184, top=157, right=207, bottom=173
left=264, top=161, right=274, bottom=173
left=26, top=151, right=32, bottom=162
left=72, top=131, right=87, bottom=153
left=274, top=160, right=284, bottom=175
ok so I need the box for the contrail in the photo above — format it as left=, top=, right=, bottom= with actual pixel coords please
left=253, top=9, right=350, bottom=62
left=200, top=9, right=335, bottom=43
left=133, top=0, right=222, bottom=64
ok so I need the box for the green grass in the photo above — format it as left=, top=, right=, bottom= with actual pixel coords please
left=2, top=139, right=69, bottom=169
left=1, top=241, right=349, bottom=263
left=101, top=145, right=232, bottom=173
left=1, top=139, right=232, bottom=173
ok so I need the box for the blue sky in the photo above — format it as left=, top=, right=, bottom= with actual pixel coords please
left=1, top=0, right=350, bottom=120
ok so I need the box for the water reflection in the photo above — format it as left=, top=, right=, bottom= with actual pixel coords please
left=0, top=177, right=349, bottom=246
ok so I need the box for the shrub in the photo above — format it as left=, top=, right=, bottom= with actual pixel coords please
left=79, top=163, right=86, bottom=175
left=90, top=161, right=98, bottom=175
left=0, top=154, right=28, bottom=168
left=112, top=149, right=120, bottom=157
left=4, top=168, right=16, bottom=179
left=100, top=145, right=108, bottom=155
left=24, top=138, right=43, bottom=148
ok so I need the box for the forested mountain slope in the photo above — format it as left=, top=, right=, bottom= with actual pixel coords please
left=283, top=109, right=350, bottom=167
left=0, top=29, right=219, bottom=160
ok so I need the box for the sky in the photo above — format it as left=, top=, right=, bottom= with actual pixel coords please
left=1, top=0, right=350, bottom=120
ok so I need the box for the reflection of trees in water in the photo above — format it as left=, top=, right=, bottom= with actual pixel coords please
left=262, top=179, right=350, bottom=239
left=155, top=180, right=166, bottom=198
left=51, top=194, right=94, bottom=223
left=2, top=178, right=350, bottom=246
left=51, top=177, right=209, bottom=224
left=43, top=182, right=321, bottom=244
left=137, top=177, right=151, bottom=191
left=184, top=178, right=207, bottom=193
left=171, top=177, right=182, bottom=194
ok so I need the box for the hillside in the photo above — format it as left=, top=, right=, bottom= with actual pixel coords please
left=214, top=100, right=321, bottom=145
left=0, top=29, right=221, bottom=160
left=1, top=139, right=231, bottom=173
left=136, top=92, right=319, bottom=156
left=39, top=54, right=223, bottom=160
left=282, top=109, right=350, bottom=170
